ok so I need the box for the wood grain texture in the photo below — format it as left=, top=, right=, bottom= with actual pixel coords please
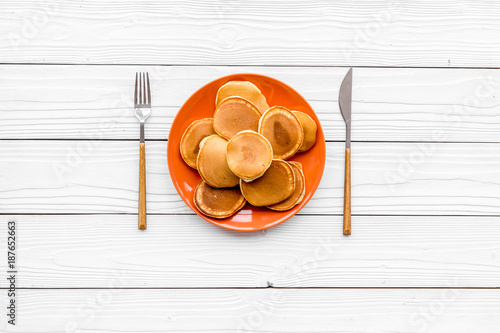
left=0, top=288, right=499, bottom=332
left=1, top=66, right=499, bottom=142
left=343, top=148, right=351, bottom=235
left=1, top=214, right=499, bottom=288
left=1, top=1, right=500, bottom=67
left=138, top=142, right=146, bottom=229
left=1, top=1, right=499, bottom=331
left=0, top=140, right=499, bottom=215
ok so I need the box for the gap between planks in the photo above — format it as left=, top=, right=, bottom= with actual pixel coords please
left=1, top=139, right=499, bottom=144
left=1, top=287, right=499, bottom=290
left=1, top=63, right=500, bottom=70
left=3, top=213, right=500, bottom=217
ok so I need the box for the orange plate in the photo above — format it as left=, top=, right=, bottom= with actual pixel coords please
left=167, top=74, right=326, bottom=231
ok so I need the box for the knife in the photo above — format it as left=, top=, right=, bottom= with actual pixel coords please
left=338, top=68, right=352, bottom=235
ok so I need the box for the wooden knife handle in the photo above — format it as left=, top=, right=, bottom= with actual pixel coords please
left=138, top=142, right=147, bottom=230
left=343, top=148, right=351, bottom=235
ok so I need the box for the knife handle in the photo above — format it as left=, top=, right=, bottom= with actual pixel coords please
left=343, top=148, right=351, bottom=235
left=138, top=142, right=147, bottom=230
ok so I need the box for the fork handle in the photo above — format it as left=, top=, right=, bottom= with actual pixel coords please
left=138, top=142, right=147, bottom=230
left=343, top=148, right=351, bottom=235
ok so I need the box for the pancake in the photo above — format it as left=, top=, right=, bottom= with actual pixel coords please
left=196, top=134, right=239, bottom=188
left=239, top=160, right=295, bottom=206
left=258, top=106, right=304, bottom=160
left=292, top=111, right=317, bottom=153
left=180, top=118, right=216, bottom=169
left=267, top=161, right=305, bottom=211
left=193, top=180, right=246, bottom=219
left=227, top=130, right=273, bottom=182
left=289, top=160, right=303, bottom=171
left=213, top=97, right=261, bottom=140
left=216, top=81, right=269, bottom=114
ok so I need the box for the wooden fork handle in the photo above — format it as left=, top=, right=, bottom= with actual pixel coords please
left=343, top=148, right=351, bottom=235
left=138, top=142, right=147, bottom=230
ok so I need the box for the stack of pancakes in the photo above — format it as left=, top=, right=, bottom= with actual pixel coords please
left=180, top=81, right=318, bottom=219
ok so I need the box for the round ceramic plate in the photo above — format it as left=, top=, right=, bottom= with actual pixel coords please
left=167, top=73, right=326, bottom=231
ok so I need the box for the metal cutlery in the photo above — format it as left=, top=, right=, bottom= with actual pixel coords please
left=134, top=72, right=151, bottom=230
left=338, top=68, right=352, bottom=235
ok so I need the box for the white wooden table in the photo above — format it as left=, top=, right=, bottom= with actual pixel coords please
left=1, top=1, right=500, bottom=332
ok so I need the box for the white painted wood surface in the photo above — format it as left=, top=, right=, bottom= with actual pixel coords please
left=1, top=0, right=500, bottom=331
left=1, top=66, right=499, bottom=142
left=2, top=1, right=500, bottom=67
left=1, top=141, right=499, bottom=215
left=0, top=289, right=499, bottom=333
left=1, top=215, right=498, bottom=288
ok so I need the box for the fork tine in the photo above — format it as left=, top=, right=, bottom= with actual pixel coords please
left=142, top=73, right=146, bottom=104
left=144, top=72, right=147, bottom=104
left=146, top=73, right=151, bottom=105
left=139, top=73, right=143, bottom=105
left=134, top=72, right=152, bottom=107
left=134, top=72, right=138, bottom=105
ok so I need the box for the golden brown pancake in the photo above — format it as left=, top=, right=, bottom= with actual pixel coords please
left=193, top=180, right=246, bottom=219
left=267, top=161, right=305, bottom=211
left=289, top=160, right=303, bottom=171
left=258, top=106, right=304, bottom=160
left=213, top=97, right=261, bottom=140
left=227, top=130, right=273, bottom=182
left=292, top=111, right=317, bottom=153
left=239, top=160, right=295, bottom=206
left=216, top=81, right=269, bottom=114
left=196, top=134, right=239, bottom=188
left=180, top=118, right=216, bottom=169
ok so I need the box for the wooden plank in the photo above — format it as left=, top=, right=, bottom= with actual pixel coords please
left=0, top=289, right=498, bottom=332
left=1, top=141, right=499, bottom=215
left=1, top=66, right=499, bottom=142
left=1, top=1, right=500, bottom=67
left=1, top=215, right=499, bottom=288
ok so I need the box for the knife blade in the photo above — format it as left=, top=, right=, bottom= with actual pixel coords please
left=338, top=68, right=352, bottom=235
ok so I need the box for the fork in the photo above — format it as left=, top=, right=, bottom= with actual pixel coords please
left=134, top=72, right=151, bottom=230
